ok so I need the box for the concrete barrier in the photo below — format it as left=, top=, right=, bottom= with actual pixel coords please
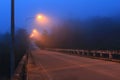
left=45, top=48, right=120, bottom=62
left=12, top=54, right=28, bottom=80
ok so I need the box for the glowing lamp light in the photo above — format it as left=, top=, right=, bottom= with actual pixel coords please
left=33, top=29, right=37, bottom=33
left=36, top=14, right=49, bottom=25
left=37, top=15, right=43, bottom=19
left=36, top=14, right=44, bottom=20
left=30, top=33, right=34, bottom=38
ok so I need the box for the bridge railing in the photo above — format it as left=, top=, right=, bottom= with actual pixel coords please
left=46, top=48, right=120, bottom=62
left=12, top=53, right=28, bottom=80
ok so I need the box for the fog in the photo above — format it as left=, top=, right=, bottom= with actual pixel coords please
left=0, top=0, right=120, bottom=79
left=36, top=16, right=120, bottom=50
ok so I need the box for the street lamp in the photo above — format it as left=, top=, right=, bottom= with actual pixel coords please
left=26, top=14, right=45, bottom=21
left=33, top=29, right=37, bottom=33
left=37, top=15, right=43, bottom=19
left=36, top=14, right=49, bottom=24
left=30, top=29, right=41, bottom=39
left=25, top=14, right=46, bottom=30
left=28, top=14, right=49, bottom=46
left=25, top=14, right=48, bottom=35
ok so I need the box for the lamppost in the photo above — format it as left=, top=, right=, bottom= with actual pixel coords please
left=27, top=14, right=49, bottom=49
left=25, top=14, right=45, bottom=31
left=26, top=14, right=48, bottom=65
left=25, top=14, right=48, bottom=34
left=11, top=0, right=15, bottom=78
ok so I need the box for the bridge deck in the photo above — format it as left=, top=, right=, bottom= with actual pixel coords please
left=27, top=49, right=120, bottom=80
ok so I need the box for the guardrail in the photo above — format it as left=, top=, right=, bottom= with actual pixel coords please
left=12, top=53, right=28, bottom=80
left=46, top=48, right=120, bottom=62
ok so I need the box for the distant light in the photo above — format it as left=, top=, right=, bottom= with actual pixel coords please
left=30, top=29, right=40, bottom=39
left=37, top=15, right=43, bottom=19
left=30, top=29, right=38, bottom=38
left=36, top=14, right=49, bottom=25
left=30, top=33, right=34, bottom=38
left=33, top=29, right=37, bottom=33
left=36, top=14, right=44, bottom=20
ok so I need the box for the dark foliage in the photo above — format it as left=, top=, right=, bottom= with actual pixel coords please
left=0, top=28, right=30, bottom=80
left=0, top=33, right=10, bottom=80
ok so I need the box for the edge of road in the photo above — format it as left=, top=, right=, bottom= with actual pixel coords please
left=46, top=50, right=120, bottom=64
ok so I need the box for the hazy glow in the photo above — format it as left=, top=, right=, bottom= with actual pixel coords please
left=33, top=29, right=37, bottom=33
left=30, top=29, right=40, bottom=39
left=37, top=15, right=44, bottom=20
left=30, top=33, right=34, bottom=38
left=36, top=14, right=49, bottom=25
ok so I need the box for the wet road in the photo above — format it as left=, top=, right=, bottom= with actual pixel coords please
left=27, top=49, right=120, bottom=80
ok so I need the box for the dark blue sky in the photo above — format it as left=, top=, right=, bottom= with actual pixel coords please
left=0, top=0, right=120, bottom=33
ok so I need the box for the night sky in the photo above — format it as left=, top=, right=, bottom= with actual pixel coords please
left=0, top=0, right=120, bottom=33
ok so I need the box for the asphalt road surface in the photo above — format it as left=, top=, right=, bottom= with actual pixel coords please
left=27, top=49, right=120, bottom=80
